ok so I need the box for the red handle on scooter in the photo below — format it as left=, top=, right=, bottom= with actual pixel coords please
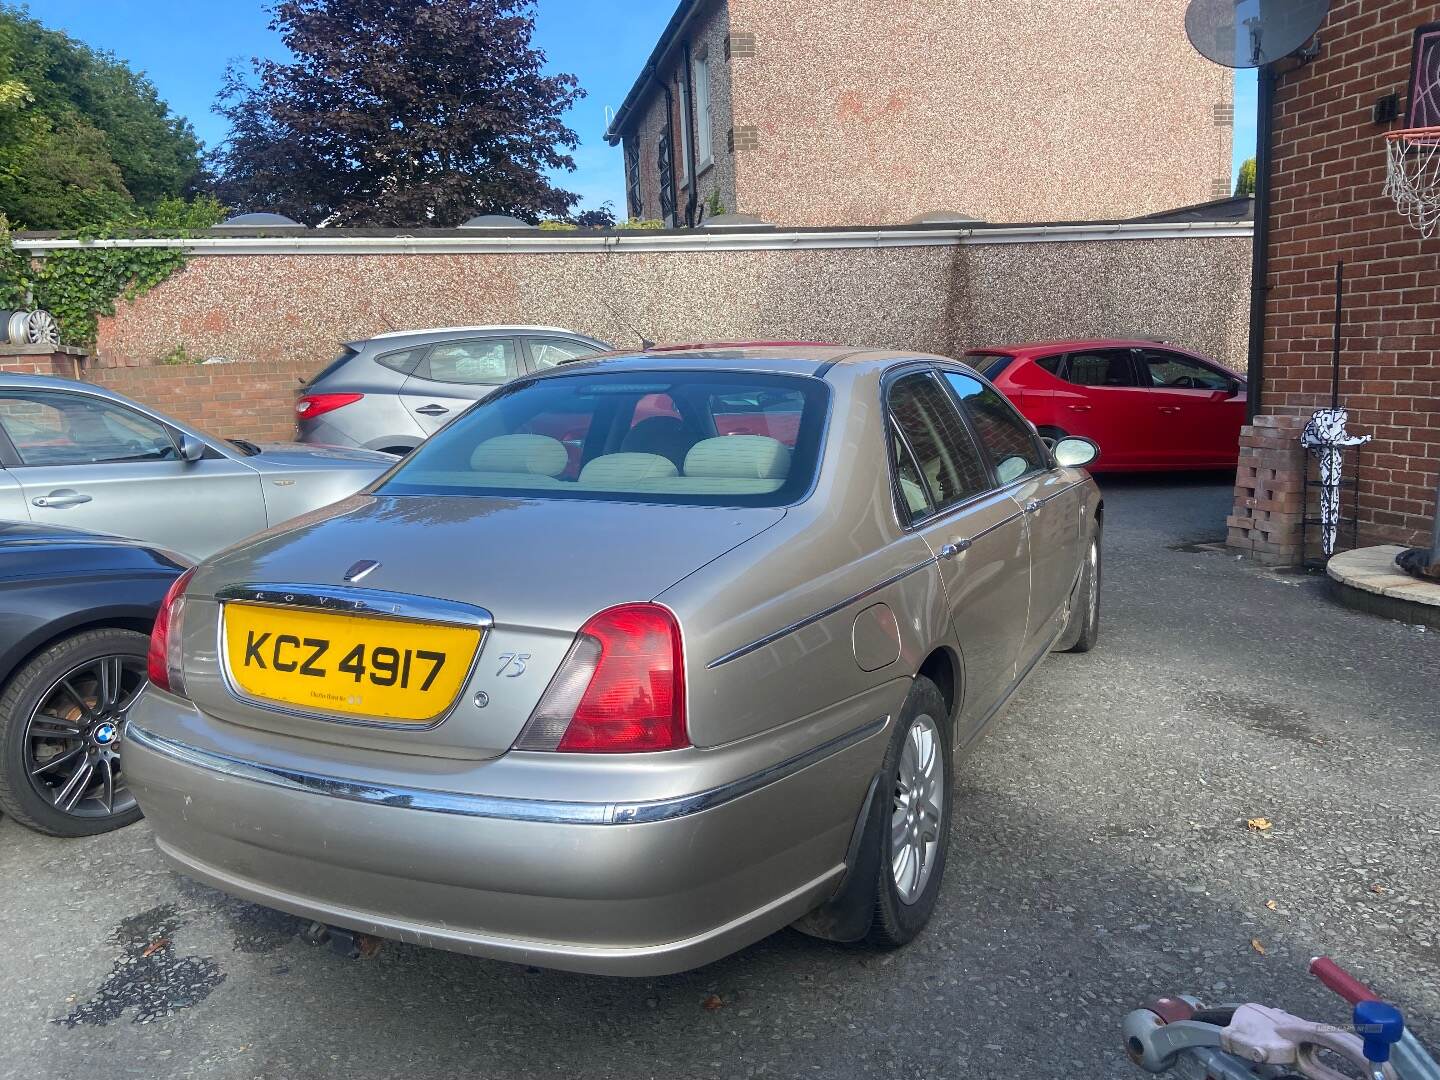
left=1310, top=956, right=1378, bottom=1005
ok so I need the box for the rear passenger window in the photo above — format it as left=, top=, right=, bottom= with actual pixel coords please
left=887, top=372, right=990, bottom=518
left=375, top=348, right=424, bottom=375
left=416, top=339, right=520, bottom=385
left=1059, top=350, right=1137, bottom=387
left=1035, top=355, right=1064, bottom=376
left=941, top=373, right=1047, bottom=485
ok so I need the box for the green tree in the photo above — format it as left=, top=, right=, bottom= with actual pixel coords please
left=210, top=0, right=584, bottom=226
left=0, top=7, right=203, bottom=228
left=1235, top=157, right=1257, bottom=198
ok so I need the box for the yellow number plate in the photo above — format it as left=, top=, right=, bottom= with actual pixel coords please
left=222, top=603, right=482, bottom=724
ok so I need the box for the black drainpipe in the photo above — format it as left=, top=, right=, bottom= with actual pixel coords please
left=681, top=42, right=701, bottom=228
left=1245, top=66, right=1275, bottom=422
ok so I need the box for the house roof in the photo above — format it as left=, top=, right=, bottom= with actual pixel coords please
left=603, top=0, right=709, bottom=146
left=1129, top=195, right=1254, bottom=224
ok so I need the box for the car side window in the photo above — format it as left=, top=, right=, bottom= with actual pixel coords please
left=1035, top=355, right=1065, bottom=376
left=940, top=372, right=1048, bottom=486
left=1059, top=350, right=1139, bottom=387
left=889, top=420, right=934, bottom=520
left=375, top=347, right=425, bottom=375
left=1138, top=349, right=1233, bottom=390
left=0, top=391, right=177, bottom=466
left=527, top=337, right=602, bottom=371
left=887, top=372, right=990, bottom=518
left=415, top=339, right=520, bottom=385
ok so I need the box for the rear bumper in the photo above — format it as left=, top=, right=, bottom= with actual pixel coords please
left=124, top=696, right=889, bottom=976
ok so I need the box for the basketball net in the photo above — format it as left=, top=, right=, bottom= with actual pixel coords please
left=1384, top=127, right=1440, bottom=237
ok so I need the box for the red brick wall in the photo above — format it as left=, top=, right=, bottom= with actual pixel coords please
left=0, top=351, right=82, bottom=377
left=1263, top=1, right=1440, bottom=547
left=84, top=359, right=309, bottom=444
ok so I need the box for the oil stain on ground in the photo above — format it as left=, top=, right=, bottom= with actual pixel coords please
left=1189, top=688, right=1323, bottom=745
left=55, top=904, right=225, bottom=1027
left=179, top=879, right=308, bottom=954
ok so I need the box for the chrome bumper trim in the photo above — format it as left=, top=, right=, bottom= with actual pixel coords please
left=214, top=583, right=494, bottom=629
left=126, top=713, right=888, bottom=826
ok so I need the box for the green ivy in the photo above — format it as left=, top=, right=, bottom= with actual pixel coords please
left=1, top=196, right=226, bottom=346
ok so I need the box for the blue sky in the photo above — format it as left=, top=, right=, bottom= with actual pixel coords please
left=30, top=1, right=1257, bottom=211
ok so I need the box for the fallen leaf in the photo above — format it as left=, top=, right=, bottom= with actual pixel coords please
left=1371, top=884, right=1388, bottom=895
left=701, top=994, right=724, bottom=1011
left=141, top=938, right=169, bottom=958
left=1247, top=817, right=1272, bottom=831
left=1265, top=900, right=1278, bottom=911
left=1251, top=938, right=1266, bottom=955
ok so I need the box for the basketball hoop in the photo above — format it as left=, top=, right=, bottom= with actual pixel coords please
left=1383, top=126, right=1440, bottom=237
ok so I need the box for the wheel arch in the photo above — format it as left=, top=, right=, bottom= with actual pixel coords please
left=0, top=608, right=158, bottom=691
left=916, top=644, right=962, bottom=732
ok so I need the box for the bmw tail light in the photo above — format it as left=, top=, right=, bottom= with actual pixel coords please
left=147, top=568, right=196, bottom=694
left=296, top=393, right=363, bottom=419
left=514, top=604, right=687, bottom=753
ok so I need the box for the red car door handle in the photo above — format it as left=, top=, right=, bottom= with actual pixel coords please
left=1157, top=405, right=1181, bottom=414
left=1066, top=404, right=1091, bottom=412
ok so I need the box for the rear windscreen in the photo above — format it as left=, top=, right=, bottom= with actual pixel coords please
left=378, top=370, right=829, bottom=507
left=306, top=348, right=358, bottom=387
left=966, top=353, right=1015, bottom=380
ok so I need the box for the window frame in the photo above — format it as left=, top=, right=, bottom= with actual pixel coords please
left=624, top=139, right=642, bottom=219
left=881, top=364, right=1000, bottom=530
left=676, top=76, right=691, bottom=187
left=693, top=49, right=713, bottom=172
left=933, top=362, right=1055, bottom=487
left=0, top=388, right=184, bottom=468
left=410, top=336, right=522, bottom=387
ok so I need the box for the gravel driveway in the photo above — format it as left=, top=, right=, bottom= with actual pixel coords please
left=2, top=474, right=1436, bottom=1080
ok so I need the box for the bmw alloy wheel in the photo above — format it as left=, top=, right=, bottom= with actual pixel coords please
left=23, top=655, right=145, bottom=820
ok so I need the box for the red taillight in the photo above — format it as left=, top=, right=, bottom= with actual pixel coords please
left=147, top=568, right=196, bottom=693
left=514, top=603, right=687, bottom=753
left=296, top=393, right=363, bottom=419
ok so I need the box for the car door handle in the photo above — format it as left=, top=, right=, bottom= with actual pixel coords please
left=33, top=491, right=92, bottom=508
left=414, top=404, right=450, bottom=416
left=937, top=538, right=973, bottom=560
left=1158, top=405, right=1181, bottom=415
left=1066, top=404, right=1091, bottom=412
left=1024, top=500, right=1043, bottom=514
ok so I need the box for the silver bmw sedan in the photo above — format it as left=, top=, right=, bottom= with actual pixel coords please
left=124, top=345, right=1103, bottom=976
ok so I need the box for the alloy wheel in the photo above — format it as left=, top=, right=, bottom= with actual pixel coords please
left=891, top=712, right=944, bottom=904
left=23, top=655, right=145, bottom=819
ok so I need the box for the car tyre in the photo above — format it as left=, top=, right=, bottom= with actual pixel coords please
left=1057, top=530, right=1101, bottom=654
left=867, top=675, right=953, bottom=948
left=0, top=628, right=149, bottom=837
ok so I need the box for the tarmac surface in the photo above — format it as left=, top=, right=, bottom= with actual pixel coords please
left=2, top=473, right=1436, bottom=1079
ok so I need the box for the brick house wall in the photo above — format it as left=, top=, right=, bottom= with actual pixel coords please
left=622, top=0, right=735, bottom=224
left=615, top=0, right=1233, bottom=226
left=1257, top=1, right=1440, bottom=549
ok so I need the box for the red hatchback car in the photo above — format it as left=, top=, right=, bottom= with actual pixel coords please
left=968, top=339, right=1247, bottom=471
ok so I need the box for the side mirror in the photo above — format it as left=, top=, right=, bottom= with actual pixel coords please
left=1053, top=436, right=1099, bottom=469
left=179, top=435, right=207, bottom=462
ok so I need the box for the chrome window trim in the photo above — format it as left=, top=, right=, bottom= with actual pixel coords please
left=706, top=559, right=936, bottom=669
left=213, top=583, right=492, bottom=731
left=125, top=712, right=889, bottom=826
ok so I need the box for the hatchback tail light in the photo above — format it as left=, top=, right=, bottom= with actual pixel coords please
left=147, top=568, right=196, bottom=695
left=296, top=393, right=363, bottom=419
left=514, top=604, right=687, bottom=753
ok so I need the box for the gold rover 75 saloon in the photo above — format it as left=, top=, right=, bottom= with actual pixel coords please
left=125, top=345, right=1103, bottom=975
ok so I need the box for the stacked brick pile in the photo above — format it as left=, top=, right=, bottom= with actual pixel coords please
left=1227, top=414, right=1309, bottom=566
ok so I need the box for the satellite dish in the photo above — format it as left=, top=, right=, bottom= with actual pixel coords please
left=1184, top=0, right=1330, bottom=68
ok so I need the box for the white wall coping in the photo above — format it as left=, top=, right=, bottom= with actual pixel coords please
left=10, top=221, right=1252, bottom=256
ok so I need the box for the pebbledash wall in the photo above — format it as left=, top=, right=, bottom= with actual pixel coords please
left=12, top=221, right=1252, bottom=443
left=1228, top=1, right=1440, bottom=562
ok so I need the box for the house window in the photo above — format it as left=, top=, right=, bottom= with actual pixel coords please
left=624, top=140, right=641, bottom=219
left=676, top=77, right=691, bottom=185
left=693, top=51, right=712, bottom=171
left=657, top=130, right=676, bottom=225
